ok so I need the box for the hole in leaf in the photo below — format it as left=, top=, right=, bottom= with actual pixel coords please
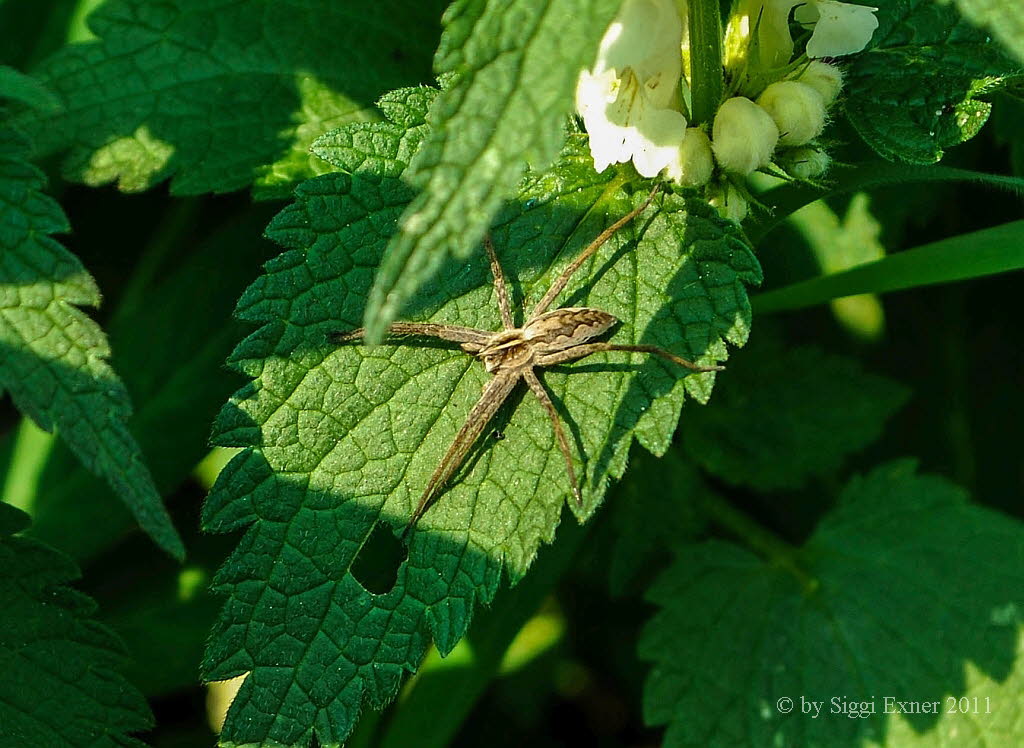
left=351, top=523, right=406, bottom=594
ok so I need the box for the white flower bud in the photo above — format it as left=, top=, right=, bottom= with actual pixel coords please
left=668, top=127, right=714, bottom=187
left=756, top=81, right=826, bottom=147
left=711, top=97, right=779, bottom=175
left=778, top=147, right=831, bottom=179
left=708, top=181, right=749, bottom=223
left=790, top=61, right=844, bottom=106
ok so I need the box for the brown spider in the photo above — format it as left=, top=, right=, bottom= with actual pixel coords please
left=330, top=186, right=721, bottom=533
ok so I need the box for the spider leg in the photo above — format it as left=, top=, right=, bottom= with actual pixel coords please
left=530, top=184, right=661, bottom=318
left=535, top=342, right=724, bottom=372
left=483, top=234, right=515, bottom=330
left=329, top=322, right=490, bottom=353
left=523, top=369, right=582, bottom=508
left=403, top=368, right=522, bottom=536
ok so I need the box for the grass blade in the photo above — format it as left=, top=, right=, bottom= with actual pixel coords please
left=753, top=220, right=1024, bottom=313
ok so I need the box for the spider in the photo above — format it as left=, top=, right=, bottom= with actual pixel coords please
left=330, top=185, right=722, bottom=533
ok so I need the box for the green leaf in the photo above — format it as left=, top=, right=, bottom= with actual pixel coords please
left=844, top=1, right=1023, bottom=164
left=752, top=219, right=1024, bottom=313
left=0, top=128, right=183, bottom=560
left=640, top=460, right=1024, bottom=747
left=680, top=340, right=909, bottom=490
left=0, top=65, right=60, bottom=112
left=311, top=85, right=438, bottom=178
left=13, top=0, right=444, bottom=195
left=201, top=141, right=760, bottom=745
left=783, top=193, right=888, bottom=340
left=362, top=0, right=620, bottom=341
left=606, top=446, right=707, bottom=595
left=943, top=0, right=1024, bottom=64
left=0, top=502, right=152, bottom=747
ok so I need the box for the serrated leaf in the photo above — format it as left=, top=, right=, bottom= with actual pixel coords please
left=844, top=0, right=1023, bottom=163
left=943, top=0, right=1024, bottom=64
left=0, top=502, right=152, bottom=747
left=373, top=513, right=589, bottom=748
left=311, top=86, right=438, bottom=178
left=13, top=0, right=444, bottom=195
left=0, top=128, right=183, bottom=559
left=640, top=460, right=1024, bottom=747
left=680, top=340, right=909, bottom=490
left=363, top=0, right=621, bottom=340
left=201, top=139, right=760, bottom=745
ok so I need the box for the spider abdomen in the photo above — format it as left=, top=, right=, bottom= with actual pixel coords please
left=524, top=307, right=618, bottom=354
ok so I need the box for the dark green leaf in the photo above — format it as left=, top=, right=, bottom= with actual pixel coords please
left=363, top=0, right=621, bottom=340
left=0, top=128, right=182, bottom=559
left=202, top=140, right=760, bottom=745
left=681, top=341, right=909, bottom=490
left=14, top=0, right=444, bottom=195
left=0, top=502, right=152, bottom=747
left=607, top=446, right=707, bottom=595
left=0, top=65, right=59, bottom=112
left=641, top=461, right=1024, bottom=746
left=844, top=1, right=1022, bottom=163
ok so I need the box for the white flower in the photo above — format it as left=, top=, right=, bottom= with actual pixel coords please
left=795, top=1, right=880, bottom=59
left=725, top=0, right=796, bottom=72
left=576, top=0, right=688, bottom=178
left=726, top=0, right=877, bottom=74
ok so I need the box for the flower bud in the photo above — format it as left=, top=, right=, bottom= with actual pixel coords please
left=756, top=81, right=826, bottom=147
left=790, top=61, right=844, bottom=106
left=711, top=97, right=779, bottom=175
left=668, top=127, right=714, bottom=187
left=708, top=181, right=749, bottom=223
left=778, top=147, right=831, bottom=179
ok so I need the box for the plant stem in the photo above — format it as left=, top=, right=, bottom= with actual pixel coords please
left=66, top=0, right=106, bottom=43
left=112, top=197, right=201, bottom=330
left=698, top=490, right=817, bottom=592
left=687, top=0, right=724, bottom=126
left=1, top=417, right=56, bottom=514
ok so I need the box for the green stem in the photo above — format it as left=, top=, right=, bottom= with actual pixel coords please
left=111, top=197, right=200, bottom=329
left=66, top=0, right=105, bottom=43
left=698, top=490, right=816, bottom=592
left=1, top=417, right=57, bottom=514
left=687, top=0, right=724, bottom=126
